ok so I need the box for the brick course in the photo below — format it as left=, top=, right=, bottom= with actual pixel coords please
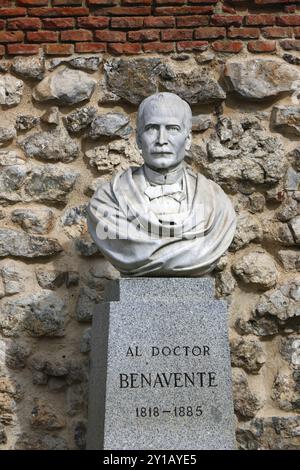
left=0, top=1, right=300, bottom=56
left=0, top=0, right=299, bottom=456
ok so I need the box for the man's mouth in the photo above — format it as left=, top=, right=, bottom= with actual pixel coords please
left=151, top=152, right=173, bottom=155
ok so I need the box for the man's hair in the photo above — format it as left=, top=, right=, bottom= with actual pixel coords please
left=136, top=92, right=192, bottom=138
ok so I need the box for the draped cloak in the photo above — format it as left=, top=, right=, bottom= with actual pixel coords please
left=87, top=165, right=236, bottom=277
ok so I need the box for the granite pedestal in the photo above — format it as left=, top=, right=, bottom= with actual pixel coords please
left=87, top=278, right=236, bottom=450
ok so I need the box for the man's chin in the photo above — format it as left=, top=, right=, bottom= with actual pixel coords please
left=146, top=158, right=177, bottom=170
left=154, top=162, right=171, bottom=169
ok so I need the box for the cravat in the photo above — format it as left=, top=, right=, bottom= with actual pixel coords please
left=144, top=182, right=186, bottom=202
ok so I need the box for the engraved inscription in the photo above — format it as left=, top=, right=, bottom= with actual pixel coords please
left=119, top=371, right=217, bottom=389
left=119, top=344, right=217, bottom=420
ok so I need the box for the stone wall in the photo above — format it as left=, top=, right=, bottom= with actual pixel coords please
left=0, top=7, right=300, bottom=449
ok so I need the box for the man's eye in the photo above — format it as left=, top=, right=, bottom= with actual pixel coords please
left=145, top=125, right=158, bottom=131
left=167, top=126, right=180, bottom=132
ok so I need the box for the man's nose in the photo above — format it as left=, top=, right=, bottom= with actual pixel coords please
left=157, top=126, right=168, bottom=145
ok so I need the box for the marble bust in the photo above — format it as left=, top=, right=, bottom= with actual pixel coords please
left=87, top=92, right=236, bottom=277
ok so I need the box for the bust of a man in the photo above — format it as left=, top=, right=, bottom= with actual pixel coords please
left=87, top=92, right=236, bottom=277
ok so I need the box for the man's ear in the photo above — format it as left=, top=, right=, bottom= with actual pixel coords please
left=185, top=132, right=192, bottom=151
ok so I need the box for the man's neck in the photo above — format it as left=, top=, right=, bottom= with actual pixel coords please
left=143, top=163, right=184, bottom=185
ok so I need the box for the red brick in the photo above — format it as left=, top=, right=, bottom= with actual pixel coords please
left=108, top=42, right=142, bottom=54
left=1, top=0, right=15, bottom=5
left=277, top=16, right=300, bottom=26
left=247, top=40, right=276, bottom=53
left=155, top=6, right=213, bottom=15
left=155, top=0, right=185, bottom=4
left=245, top=14, right=276, bottom=26
left=189, top=0, right=217, bottom=2
left=280, top=39, right=300, bottom=50
left=211, top=40, right=243, bottom=53
left=28, top=7, right=89, bottom=16
left=111, top=17, right=144, bottom=29
left=61, top=29, right=93, bottom=41
left=128, top=29, right=160, bottom=42
left=144, top=16, right=175, bottom=28
left=176, top=16, right=209, bottom=27
left=161, top=29, right=193, bottom=41
left=228, top=27, right=260, bottom=39
left=177, top=40, right=208, bottom=52
left=17, top=0, right=47, bottom=5
left=294, top=27, right=300, bottom=38
left=195, top=27, right=226, bottom=39
left=255, top=0, right=296, bottom=3
left=222, top=5, right=236, bottom=14
left=6, top=43, right=40, bottom=54
left=97, top=6, right=151, bottom=15
left=95, top=30, right=126, bottom=42
left=44, top=43, right=74, bottom=55
left=27, top=31, right=58, bottom=42
left=143, top=41, right=174, bottom=53
left=211, top=15, right=243, bottom=26
left=0, top=20, right=5, bottom=30
left=87, top=0, right=117, bottom=4
left=75, top=42, right=107, bottom=52
left=7, top=17, right=41, bottom=30
left=0, top=45, right=4, bottom=56
left=42, top=18, right=75, bottom=29
left=121, top=0, right=151, bottom=3
left=262, top=26, right=292, bottom=38
left=0, top=8, right=26, bottom=16
left=77, top=16, right=109, bottom=29
left=0, top=31, right=24, bottom=42
left=284, top=5, right=296, bottom=12
left=52, top=0, right=83, bottom=4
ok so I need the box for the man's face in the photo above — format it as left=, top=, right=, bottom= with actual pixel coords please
left=137, top=102, right=192, bottom=171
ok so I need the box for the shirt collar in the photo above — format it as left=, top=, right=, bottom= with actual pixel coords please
left=143, top=163, right=184, bottom=185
